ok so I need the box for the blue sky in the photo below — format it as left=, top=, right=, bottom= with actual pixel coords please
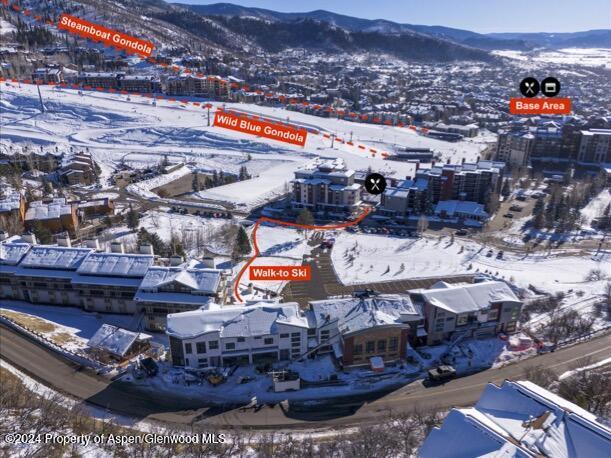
left=178, top=0, right=611, bottom=33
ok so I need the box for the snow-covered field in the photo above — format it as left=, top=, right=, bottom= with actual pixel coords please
left=492, top=48, right=611, bottom=69
left=330, top=232, right=610, bottom=294
left=0, top=83, right=492, bottom=209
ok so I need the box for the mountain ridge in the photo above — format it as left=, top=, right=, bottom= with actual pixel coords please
left=175, top=2, right=611, bottom=50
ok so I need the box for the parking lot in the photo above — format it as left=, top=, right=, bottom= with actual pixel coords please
left=282, top=243, right=474, bottom=306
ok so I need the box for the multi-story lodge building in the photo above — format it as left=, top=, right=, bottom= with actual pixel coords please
left=409, top=281, right=522, bottom=345
left=164, top=75, right=230, bottom=99
left=291, top=158, right=362, bottom=216
left=136, top=264, right=229, bottom=331
left=0, top=149, right=62, bottom=173
left=166, top=303, right=310, bottom=368
left=308, top=294, right=422, bottom=367
left=578, top=129, right=611, bottom=163
left=379, top=160, right=504, bottom=222
left=24, top=198, right=79, bottom=234
left=496, top=119, right=611, bottom=167
left=168, top=284, right=520, bottom=370
left=0, top=235, right=229, bottom=330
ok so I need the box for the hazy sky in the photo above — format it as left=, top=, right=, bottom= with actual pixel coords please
left=178, top=0, right=611, bottom=33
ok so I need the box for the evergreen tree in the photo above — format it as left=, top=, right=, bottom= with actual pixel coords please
left=296, top=207, right=314, bottom=226
left=233, top=226, right=251, bottom=260
left=532, top=197, right=545, bottom=230
left=126, top=205, right=140, bottom=230
left=32, top=221, right=52, bottom=244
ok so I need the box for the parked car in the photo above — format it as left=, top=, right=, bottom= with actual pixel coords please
left=486, top=250, right=494, bottom=257
left=427, top=365, right=457, bottom=381
left=516, top=195, right=527, bottom=201
left=455, top=229, right=468, bottom=236
left=509, top=205, right=523, bottom=212
left=139, top=357, right=158, bottom=377
left=496, top=251, right=504, bottom=259
left=503, top=213, right=514, bottom=219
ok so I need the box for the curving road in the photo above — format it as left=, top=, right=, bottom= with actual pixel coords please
left=1, top=323, right=609, bottom=431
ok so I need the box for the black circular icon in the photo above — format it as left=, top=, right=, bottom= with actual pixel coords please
left=519, top=77, right=540, bottom=98
left=541, top=77, right=560, bottom=97
left=364, top=173, right=387, bottom=195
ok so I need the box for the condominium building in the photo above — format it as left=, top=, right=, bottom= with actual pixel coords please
left=24, top=198, right=79, bottom=235
left=308, top=294, right=422, bottom=367
left=136, top=265, right=229, bottom=331
left=166, top=303, right=310, bottom=368
left=167, top=293, right=426, bottom=370
left=409, top=281, right=522, bottom=346
left=291, top=158, right=362, bottom=216
left=164, top=75, right=230, bottom=99
left=0, top=237, right=229, bottom=330
left=379, top=160, right=503, bottom=221
left=578, top=129, right=611, bottom=163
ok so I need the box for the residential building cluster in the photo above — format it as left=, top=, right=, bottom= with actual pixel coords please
left=0, top=234, right=230, bottom=331
left=495, top=118, right=611, bottom=167
left=166, top=281, right=522, bottom=369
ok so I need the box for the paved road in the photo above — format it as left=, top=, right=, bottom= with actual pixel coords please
left=282, top=242, right=474, bottom=306
left=1, top=323, right=609, bottom=430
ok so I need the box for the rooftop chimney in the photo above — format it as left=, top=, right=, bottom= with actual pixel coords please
left=201, top=256, right=216, bottom=269
left=169, top=255, right=183, bottom=266
left=139, top=242, right=154, bottom=255
left=56, top=232, right=71, bottom=247
left=22, top=232, right=37, bottom=244
left=110, top=241, right=125, bottom=254
left=86, top=238, right=101, bottom=251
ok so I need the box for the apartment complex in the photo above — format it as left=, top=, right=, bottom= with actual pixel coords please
left=578, top=129, right=611, bottom=163
left=72, top=72, right=161, bottom=93
left=167, top=284, right=518, bottom=370
left=291, top=158, right=362, bottom=216
left=136, top=264, right=229, bottom=331
left=167, top=303, right=310, bottom=368
left=308, top=294, right=422, bottom=367
left=164, top=75, right=230, bottom=99
left=409, top=281, right=522, bottom=346
left=0, top=236, right=229, bottom=330
left=420, top=380, right=611, bottom=457
left=379, top=160, right=504, bottom=222
left=59, top=151, right=97, bottom=186
left=24, top=198, right=79, bottom=234
left=496, top=121, right=611, bottom=166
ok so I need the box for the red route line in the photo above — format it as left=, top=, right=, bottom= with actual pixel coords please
left=233, top=206, right=371, bottom=303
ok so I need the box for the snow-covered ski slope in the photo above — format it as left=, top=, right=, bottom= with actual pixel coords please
left=0, top=83, right=491, bottom=209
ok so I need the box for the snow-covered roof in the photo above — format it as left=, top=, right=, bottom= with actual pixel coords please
left=0, top=193, right=21, bottom=212
left=420, top=380, right=611, bottom=458
left=0, top=241, right=31, bottom=265
left=309, top=294, right=421, bottom=335
left=134, top=291, right=215, bottom=305
left=77, top=252, right=154, bottom=278
left=434, top=200, right=489, bottom=218
left=416, top=281, right=520, bottom=314
left=166, top=302, right=308, bottom=339
left=25, top=199, right=73, bottom=221
left=20, top=245, right=92, bottom=270
left=87, top=324, right=146, bottom=357
left=139, top=266, right=222, bottom=293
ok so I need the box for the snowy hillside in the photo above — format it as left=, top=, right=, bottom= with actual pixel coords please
left=0, top=82, right=491, bottom=208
